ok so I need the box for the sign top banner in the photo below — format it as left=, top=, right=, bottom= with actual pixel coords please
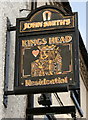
left=17, top=5, right=77, bottom=34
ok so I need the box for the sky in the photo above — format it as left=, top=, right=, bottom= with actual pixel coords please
left=69, top=1, right=86, bottom=47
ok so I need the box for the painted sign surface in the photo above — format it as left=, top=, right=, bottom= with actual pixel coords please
left=14, top=6, right=79, bottom=94
left=20, top=34, right=73, bottom=87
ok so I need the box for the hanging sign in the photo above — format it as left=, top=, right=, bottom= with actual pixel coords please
left=14, top=6, right=79, bottom=94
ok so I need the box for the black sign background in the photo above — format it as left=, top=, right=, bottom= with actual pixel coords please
left=14, top=5, right=79, bottom=94
left=19, top=33, right=72, bottom=85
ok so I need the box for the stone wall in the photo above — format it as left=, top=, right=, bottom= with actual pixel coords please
left=0, top=1, right=30, bottom=118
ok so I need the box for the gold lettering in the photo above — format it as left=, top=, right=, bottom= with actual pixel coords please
left=65, top=77, right=68, bottom=83
left=22, top=40, right=26, bottom=47
left=35, top=22, right=43, bottom=28
left=30, top=40, right=36, bottom=45
left=36, top=38, right=47, bottom=45
left=56, top=20, right=60, bottom=25
left=30, top=23, right=35, bottom=28
left=49, top=37, right=55, bottom=44
left=50, top=21, right=56, bottom=26
left=54, top=78, right=59, bottom=84
left=39, top=79, right=44, bottom=85
left=55, top=37, right=59, bottom=44
left=22, top=19, right=71, bottom=31
left=42, top=38, right=47, bottom=45
left=60, top=20, right=65, bottom=25
left=65, top=36, right=72, bottom=42
left=44, top=78, right=47, bottom=85
left=23, top=23, right=31, bottom=30
left=66, top=19, right=71, bottom=25
left=22, top=40, right=31, bottom=47
left=60, top=37, right=65, bottom=43
left=36, top=39, right=41, bottom=45
left=25, top=77, right=68, bottom=86
left=25, top=80, right=32, bottom=86
left=48, top=21, right=52, bottom=26
left=23, top=22, right=43, bottom=30
left=22, top=35, right=72, bottom=47
left=43, top=21, right=49, bottom=27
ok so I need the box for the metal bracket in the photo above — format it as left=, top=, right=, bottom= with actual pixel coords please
left=4, top=90, right=15, bottom=107
left=26, top=106, right=76, bottom=116
left=6, top=17, right=16, bottom=32
left=7, top=26, right=16, bottom=31
left=70, top=91, right=83, bottom=117
left=3, top=18, right=16, bottom=108
left=4, top=91, right=15, bottom=95
left=38, top=93, right=52, bottom=106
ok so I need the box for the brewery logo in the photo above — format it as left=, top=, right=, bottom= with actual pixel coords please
left=43, top=11, right=52, bottom=21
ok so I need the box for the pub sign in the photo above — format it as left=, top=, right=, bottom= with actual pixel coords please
left=14, top=5, right=79, bottom=94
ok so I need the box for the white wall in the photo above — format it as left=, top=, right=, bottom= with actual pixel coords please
left=86, top=2, right=88, bottom=52
left=0, top=1, right=30, bottom=118
left=80, top=76, right=87, bottom=118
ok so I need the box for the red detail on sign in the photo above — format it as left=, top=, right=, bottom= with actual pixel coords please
left=32, top=50, right=39, bottom=57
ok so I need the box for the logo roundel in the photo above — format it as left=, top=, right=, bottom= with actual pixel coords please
left=43, top=11, right=52, bottom=21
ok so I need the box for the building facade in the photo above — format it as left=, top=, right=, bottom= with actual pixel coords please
left=0, top=0, right=88, bottom=119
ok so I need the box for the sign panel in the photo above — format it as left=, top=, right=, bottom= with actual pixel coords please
left=20, top=33, right=73, bottom=86
left=14, top=5, right=79, bottom=94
